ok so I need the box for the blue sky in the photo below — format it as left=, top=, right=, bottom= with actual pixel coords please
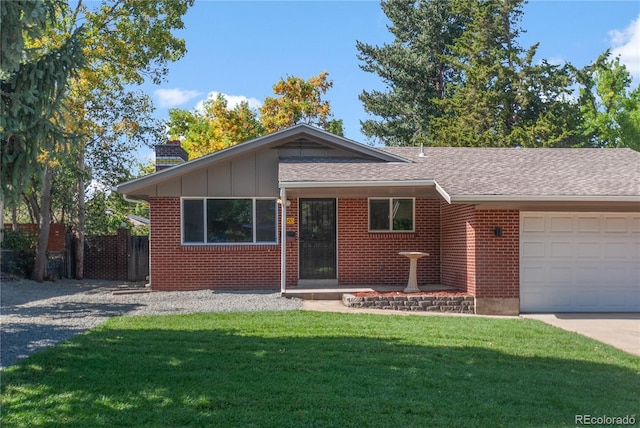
left=139, top=0, right=640, bottom=157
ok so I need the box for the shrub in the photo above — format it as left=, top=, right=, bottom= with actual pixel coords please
left=1, top=228, right=37, bottom=277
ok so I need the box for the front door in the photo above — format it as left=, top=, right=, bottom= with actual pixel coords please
left=299, top=199, right=336, bottom=280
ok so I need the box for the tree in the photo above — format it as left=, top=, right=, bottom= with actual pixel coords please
left=61, top=0, right=192, bottom=280
left=166, top=71, right=344, bottom=160
left=577, top=50, right=640, bottom=150
left=356, top=0, right=465, bottom=145
left=430, top=0, right=578, bottom=147
left=358, top=0, right=581, bottom=148
left=168, top=94, right=264, bottom=159
left=3, top=0, right=193, bottom=281
left=85, top=189, right=149, bottom=236
left=1, top=0, right=85, bottom=280
left=260, top=71, right=343, bottom=134
left=1, top=0, right=84, bottom=219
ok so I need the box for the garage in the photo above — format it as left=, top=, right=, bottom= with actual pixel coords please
left=520, top=212, right=640, bottom=313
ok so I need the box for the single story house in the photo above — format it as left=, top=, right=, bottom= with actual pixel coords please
left=117, top=124, right=640, bottom=315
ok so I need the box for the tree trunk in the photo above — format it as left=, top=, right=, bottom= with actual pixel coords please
left=31, top=163, right=54, bottom=282
left=0, top=195, right=4, bottom=246
left=25, top=193, right=40, bottom=224
left=74, top=149, right=85, bottom=279
left=12, top=205, right=18, bottom=230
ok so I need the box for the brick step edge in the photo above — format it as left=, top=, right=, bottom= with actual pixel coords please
left=342, top=293, right=475, bottom=314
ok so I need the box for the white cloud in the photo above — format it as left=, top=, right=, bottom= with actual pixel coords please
left=194, top=91, right=262, bottom=113
left=609, top=14, right=640, bottom=80
left=154, top=88, right=202, bottom=108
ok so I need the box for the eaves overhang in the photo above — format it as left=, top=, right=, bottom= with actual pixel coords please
left=279, top=179, right=451, bottom=200
left=278, top=179, right=640, bottom=207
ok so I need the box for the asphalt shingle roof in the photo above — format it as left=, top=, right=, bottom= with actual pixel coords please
left=279, top=147, right=640, bottom=198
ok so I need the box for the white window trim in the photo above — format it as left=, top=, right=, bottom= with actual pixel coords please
left=368, top=197, right=415, bottom=233
left=181, top=197, right=279, bottom=245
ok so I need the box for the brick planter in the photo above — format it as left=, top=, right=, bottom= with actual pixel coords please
left=342, top=293, right=474, bottom=314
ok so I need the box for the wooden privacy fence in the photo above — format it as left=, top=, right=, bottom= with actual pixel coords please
left=1, top=225, right=148, bottom=281
left=70, top=228, right=149, bottom=282
left=127, top=235, right=149, bottom=282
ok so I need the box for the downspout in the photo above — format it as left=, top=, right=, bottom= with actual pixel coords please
left=279, top=187, right=287, bottom=294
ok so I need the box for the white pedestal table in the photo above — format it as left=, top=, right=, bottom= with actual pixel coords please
left=399, top=251, right=429, bottom=293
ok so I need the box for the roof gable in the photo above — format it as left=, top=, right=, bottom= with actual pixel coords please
left=117, top=124, right=408, bottom=197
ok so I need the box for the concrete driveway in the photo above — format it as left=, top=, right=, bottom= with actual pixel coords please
left=522, top=313, right=640, bottom=356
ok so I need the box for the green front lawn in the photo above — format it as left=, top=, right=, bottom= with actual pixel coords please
left=1, top=311, right=638, bottom=427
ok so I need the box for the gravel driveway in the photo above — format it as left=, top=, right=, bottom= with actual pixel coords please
left=0, top=279, right=302, bottom=370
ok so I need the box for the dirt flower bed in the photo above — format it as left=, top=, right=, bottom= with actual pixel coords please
left=353, top=290, right=471, bottom=298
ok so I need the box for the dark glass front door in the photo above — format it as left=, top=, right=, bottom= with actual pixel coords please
left=299, top=199, right=336, bottom=280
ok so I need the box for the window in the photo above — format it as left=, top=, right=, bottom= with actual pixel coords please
left=369, top=198, right=414, bottom=232
left=182, top=198, right=277, bottom=244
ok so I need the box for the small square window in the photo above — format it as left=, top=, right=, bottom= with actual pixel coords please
left=369, top=198, right=414, bottom=232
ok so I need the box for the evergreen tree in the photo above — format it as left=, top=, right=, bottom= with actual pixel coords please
left=359, top=0, right=581, bottom=147
left=431, top=0, right=578, bottom=147
left=1, top=0, right=85, bottom=211
left=356, top=0, right=465, bottom=145
left=0, top=0, right=85, bottom=276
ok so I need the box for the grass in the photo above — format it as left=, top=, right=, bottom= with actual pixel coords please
left=1, top=311, right=639, bottom=427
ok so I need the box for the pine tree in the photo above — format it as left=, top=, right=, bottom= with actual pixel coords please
left=359, top=0, right=580, bottom=147
left=430, top=0, right=578, bottom=147
left=1, top=0, right=85, bottom=274
left=356, top=0, right=465, bottom=145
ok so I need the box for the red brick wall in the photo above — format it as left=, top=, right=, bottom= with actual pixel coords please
left=149, top=197, right=283, bottom=291
left=473, top=210, right=519, bottom=298
left=440, top=206, right=519, bottom=298
left=440, top=203, right=476, bottom=293
left=337, top=198, right=440, bottom=286
left=284, top=198, right=298, bottom=286
left=149, top=196, right=519, bottom=296
left=84, top=228, right=130, bottom=280
left=149, top=197, right=441, bottom=290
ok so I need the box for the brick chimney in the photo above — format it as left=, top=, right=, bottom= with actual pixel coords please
left=155, top=140, right=188, bottom=172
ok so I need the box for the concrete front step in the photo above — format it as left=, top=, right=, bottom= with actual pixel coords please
left=283, top=288, right=375, bottom=300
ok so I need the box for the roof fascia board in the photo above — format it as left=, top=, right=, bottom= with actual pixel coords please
left=434, top=182, right=451, bottom=204
left=279, top=180, right=436, bottom=189
left=280, top=180, right=639, bottom=205
left=449, top=195, right=640, bottom=203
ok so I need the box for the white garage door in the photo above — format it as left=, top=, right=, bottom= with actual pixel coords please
left=520, top=212, right=640, bottom=313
